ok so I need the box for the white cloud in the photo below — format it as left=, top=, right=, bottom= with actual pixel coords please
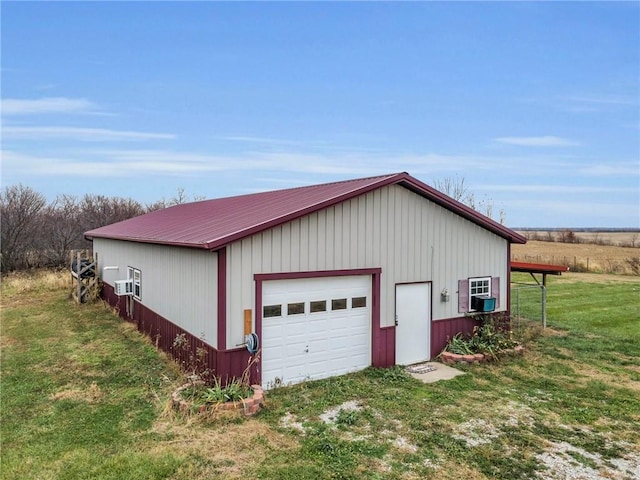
left=1, top=97, right=97, bottom=115
left=1, top=148, right=458, bottom=179
left=494, top=136, right=580, bottom=147
left=563, top=94, right=638, bottom=107
left=578, top=163, right=640, bottom=176
left=478, top=184, right=638, bottom=194
left=0, top=147, right=551, bottom=182
left=2, top=126, right=175, bottom=141
left=1, top=150, right=253, bottom=178
left=5, top=146, right=632, bottom=192
left=220, top=135, right=303, bottom=146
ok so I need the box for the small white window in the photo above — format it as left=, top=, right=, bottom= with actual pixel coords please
left=128, top=267, right=142, bottom=300
left=469, top=277, right=491, bottom=311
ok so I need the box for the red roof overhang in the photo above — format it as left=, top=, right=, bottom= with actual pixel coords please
left=510, top=261, right=569, bottom=275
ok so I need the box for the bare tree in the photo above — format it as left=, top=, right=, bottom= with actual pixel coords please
left=146, top=188, right=206, bottom=212
left=433, top=176, right=472, bottom=203
left=1, top=184, right=207, bottom=271
left=79, top=194, right=146, bottom=234
left=0, top=184, right=47, bottom=271
left=40, top=194, right=84, bottom=267
left=433, top=176, right=505, bottom=224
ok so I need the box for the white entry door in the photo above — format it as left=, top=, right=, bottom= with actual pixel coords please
left=395, top=282, right=431, bottom=365
left=261, top=275, right=371, bottom=388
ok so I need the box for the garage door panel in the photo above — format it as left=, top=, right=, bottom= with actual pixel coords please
left=307, top=357, right=329, bottom=373
left=307, top=318, right=328, bottom=334
left=262, top=275, right=372, bottom=388
left=330, top=336, right=350, bottom=350
left=350, top=327, right=369, bottom=338
left=262, top=346, right=284, bottom=362
left=285, top=328, right=307, bottom=340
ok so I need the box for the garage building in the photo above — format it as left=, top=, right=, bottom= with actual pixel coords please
left=85, top=172, right=526, bottom=387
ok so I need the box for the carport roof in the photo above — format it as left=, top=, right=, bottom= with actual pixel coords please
left=85, top=172, right=527, bottom=250
left=511, top=261, right=569, bottom=275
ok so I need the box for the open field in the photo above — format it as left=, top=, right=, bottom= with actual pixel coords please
left=512, top=240, right=640, bottom=275
left=1, top=270, right=639, bottom=479
left=516, top=231, right=639, bottom=247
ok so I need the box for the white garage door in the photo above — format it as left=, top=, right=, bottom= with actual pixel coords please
left=261, top=275, right=371, bottom=388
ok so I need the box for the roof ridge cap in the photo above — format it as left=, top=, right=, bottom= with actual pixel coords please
left=191, top=172, right=405, bottom=203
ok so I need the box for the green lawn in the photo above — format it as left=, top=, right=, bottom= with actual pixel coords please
left=1, top=271, right=639, bottom=479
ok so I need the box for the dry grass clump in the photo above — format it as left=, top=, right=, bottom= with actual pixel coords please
left=1, top=268, right=69, bottom=296
left=149, top=417, right=296, bottom=477
left=49, top=382, right=104, bottom=403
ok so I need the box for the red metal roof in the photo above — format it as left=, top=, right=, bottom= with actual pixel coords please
left=511, top=261, right=569, bottom=275
left=85, top=172, right=527, bottom=249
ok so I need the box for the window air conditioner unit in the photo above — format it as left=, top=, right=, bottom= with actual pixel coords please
left=114, top=279, right=133, bottom=296
left=471, top=296, right=496, bottom=313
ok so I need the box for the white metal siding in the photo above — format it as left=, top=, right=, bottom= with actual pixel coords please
left=93, top=238, right=218, bottom=346
left=226, top=184, right=508, bottom=349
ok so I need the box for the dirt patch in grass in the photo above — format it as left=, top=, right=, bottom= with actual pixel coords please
left=150, top=416, right=296, bottom=477
left=430, top=461, right=487, bottom=480
left=50, top=382, right=104, bottom=403
left=318, top=400, right=362, bottom=424
left=1, top=291, right=62, bottom=308
left=536, top=440, right=640, bottom=480
left=33, top=356, right=97, bottom=379
left=570, top=364, right=640, bottom=393
left=541, top=328, right=569, bottom=337
left=0, top=335, right=19, bottom=348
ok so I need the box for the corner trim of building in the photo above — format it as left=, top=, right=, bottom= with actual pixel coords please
left=217, top=247, right=227, bottom=351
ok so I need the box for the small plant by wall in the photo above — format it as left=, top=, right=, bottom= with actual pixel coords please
left=171, top=346, right=264, bottom=416
left=439, top=314, right=523, bottom=364
left=172, top=380, right=264, bottom=416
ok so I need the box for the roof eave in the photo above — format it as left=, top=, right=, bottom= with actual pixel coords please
left=85, top=233, right=212, bottom=250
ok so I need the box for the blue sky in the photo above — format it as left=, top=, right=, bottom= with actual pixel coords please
left=2, top=1, right=638, bottom=228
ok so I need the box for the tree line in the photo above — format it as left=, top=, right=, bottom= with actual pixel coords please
left=0, top=184, right=202, bottom=273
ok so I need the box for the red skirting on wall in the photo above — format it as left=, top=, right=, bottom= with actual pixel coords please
left=102, top=284, right=255, bottom=385
left=431, top=316, right=479, bottom=357
left=374, top=326, right=396, bottom=367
